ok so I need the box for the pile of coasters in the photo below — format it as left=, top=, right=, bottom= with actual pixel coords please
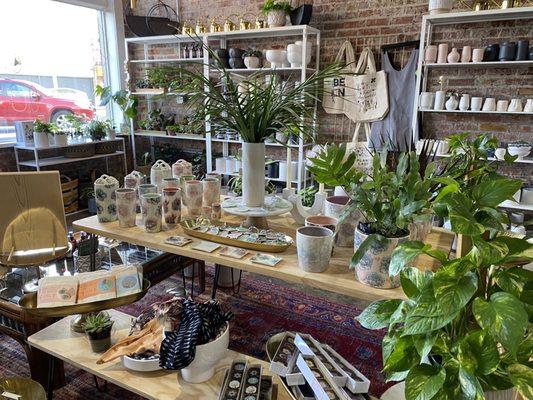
left=217, top=360, right=276, bottom=400
left=269, top=332, right=371, bottom=400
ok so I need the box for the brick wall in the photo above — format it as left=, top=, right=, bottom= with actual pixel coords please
left=126, top=0, right=532, bottom=183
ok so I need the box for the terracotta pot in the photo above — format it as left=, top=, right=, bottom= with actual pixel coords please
left=353, top=228, right=409, bottom=289
left=162, top=188, right=181, bottom=226
left=141, top=193, right=162, bottom=233
left=115, top=188, right=137, bottom=228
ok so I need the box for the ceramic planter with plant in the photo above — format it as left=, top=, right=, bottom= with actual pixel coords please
left=85, top=119, right=110, bottom=141
left=262, top=0, right=292, bottom=27
left=33, top=119, right=52, bottom=148
left=243, top=49, right=262, bottom=69
left=95, top=85, right=138, bottom=132
left=175, top=44, right=340, bottom=208
left=49, top=123, right=68, bottom=146
left=82, top=312, right=114, bottom=353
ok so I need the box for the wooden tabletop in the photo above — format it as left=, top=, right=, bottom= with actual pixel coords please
left=27, top=310, right=292, bottom=400
left=73, top=214, right=454, bottom=302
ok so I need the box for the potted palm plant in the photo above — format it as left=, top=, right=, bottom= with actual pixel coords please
left=357, top=134, right=532, bottom=400
left=83, top=312, right=114, bottom=353
left=176, top=46, right=340, bottom=207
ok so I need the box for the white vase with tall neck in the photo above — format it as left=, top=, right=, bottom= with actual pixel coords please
left=242, top=142, right=265, bottom=207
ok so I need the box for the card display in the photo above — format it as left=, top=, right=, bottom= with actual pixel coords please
left=251, top=253, right=282, bottom=267
left=165, top=236, right=193, bottom=247
left=219, top=246, right=249, bottom=259
left=113, top=265, right=142, bottom=297
left=77, top=271, right=116, bottom=304
left=37, top=276, right=78, bottom=308
left=191, top=241, right=222, bottom=253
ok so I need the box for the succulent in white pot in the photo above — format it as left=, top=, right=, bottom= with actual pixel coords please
left=50, top=123, right=69, bottom=146
left=243, top=49, right=262, bottom=69
left=262, top=0, right=292, bottom=27
left=33, top=119, right=52, bottom=148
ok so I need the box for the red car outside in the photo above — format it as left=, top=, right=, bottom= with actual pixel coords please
left=0, top=78, right=94, bottom=128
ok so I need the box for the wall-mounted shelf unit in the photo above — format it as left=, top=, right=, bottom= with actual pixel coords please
left=424, top=60, right=533, bottom=69
left=125, top=25, right=320, bottom=192
left=418, top=109, right=533, bottom=116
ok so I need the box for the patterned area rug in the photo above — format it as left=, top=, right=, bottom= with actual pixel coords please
left=0, top=269, right=389, bottom=399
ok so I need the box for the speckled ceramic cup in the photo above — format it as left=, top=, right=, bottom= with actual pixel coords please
left=296, top=226, right=334, bottom=273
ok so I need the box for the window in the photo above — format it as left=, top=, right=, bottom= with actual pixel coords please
left=0, top=0, right=124, bottom=144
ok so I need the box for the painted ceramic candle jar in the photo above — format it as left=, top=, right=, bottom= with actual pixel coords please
left=324, top=196, right=361, bottom=247
left=185, top=180, right=203, bottom=217
left=202, top=177, right=221, bottom=207
left=202, top=205, right=212, bottom=219
left=180, top=175, right=195, bottom=207
left=162, top=177, right=180, bottom=190
left=124, top=170, right=145, bottom=190
left=211, top=203, right=222, bottom=221
left=353, top=228, right=409, bottom=289
left=94, top=174, right=119, bottom=223
left=115, top=188, right=137, bottom=228
left=296, top=226, right=334, bottom=273
left=162, top=188, right=181, bottom=226
left=150, top=160, right=172, bottom=193
left=141, top=193, right=162, bottom=233
left=172, top=159, right=193, bottom=180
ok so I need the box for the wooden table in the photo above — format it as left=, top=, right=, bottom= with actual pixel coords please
left=73, top=214, right=454, bottom=302
left=28, top=310, right=291, bottom=400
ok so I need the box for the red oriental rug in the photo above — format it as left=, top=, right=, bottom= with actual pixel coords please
left=0, top=269, right=389, bottom=399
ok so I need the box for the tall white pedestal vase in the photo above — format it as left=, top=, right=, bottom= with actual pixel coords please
left=242, top=142, right=265, bottom=207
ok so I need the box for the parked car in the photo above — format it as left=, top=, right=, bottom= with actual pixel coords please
left=48, top=87, right=92, bottom=107
left=0, top=78, right=94, bottom=128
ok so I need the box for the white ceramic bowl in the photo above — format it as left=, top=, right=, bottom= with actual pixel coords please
left=180, top=324, right=229, bottom=383
left=507, top=146, right=531, bottom=159
left=123, top=354, right=162, bottom=372
left=265, top=50, right=287, bottom=68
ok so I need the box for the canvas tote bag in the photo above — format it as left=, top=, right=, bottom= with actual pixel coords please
left=345, top=47, right=389, bottom=123
left=322, top=40, right=357, bottom=114
left=344, top=122, right=373, bottom=174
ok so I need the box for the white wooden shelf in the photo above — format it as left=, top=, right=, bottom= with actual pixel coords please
left=14, top=138, right=123, bottom=151
left=130, top=91, right=187, bottom=97
left=419, top=109, right=533, bottom=116
left=435, top=153, right=533, bottom=164
left=212, top=67, right=316, bottom=75
left=18, top=151, right=125, bottom=168
left=214, top=170, right=310, bottom=184
left=423, top=7, right=533, bottom=25
left=424, top=60, right=533, bottom=69
left=211, top=138, right=313, bottom=148
left=129, top=58, right=203, bottom=64
left=499, top=200, right=533, bottom=212
left=134, top=130, right=205, bottom=141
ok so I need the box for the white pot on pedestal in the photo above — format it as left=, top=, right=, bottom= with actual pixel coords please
left=242, top=142, right=265, bottom=207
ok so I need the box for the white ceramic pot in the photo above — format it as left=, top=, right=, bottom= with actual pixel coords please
left=267, top=9, right=286, bottom=27
left=140, top=193, right=162, bottom=233
left=296, top=226, right=334, bottom=273
left=181, top=324, right=229, bottom=383
left=278, top=161, right=287, bottom=181
left=524, top=99, right=533, bottom=113
left=445, top=95, right=459, bottom=111
left=424, top=45, right=438, bottom=63
left=215, top=157, right=226, bottom=173
left=151, top=160, right=172, bottom=193
left=184, top=180, right=203, bottom=216
left=508, top=98, right=523, bottom=112
left=242, top=142, right=266, bottom=207
left=202, top=177, right=221, bottom=207
left=471, top=97, right=483, bottom=111
left=482, top=98, right=496, bottom=112
left=419, top=92, right=435, bottom=110
left=494, top=148, right=506, bottom=160
left=461, top=45, right=472, bottom=63
left=437, top=43, right=448, bottom=64
left=324, top=196, right=361, bottom=248
left=353, top=228, right=408, bottom=289
left=434, top=90, right=446, bottom=110
left=295, top=40, right=312, bottom=65
left=53, top=134, right=68, bottom=146
left=116, top=188, right=137, bottom=228
left=521, top=187, right=533, bottom=205
left=459, top=94, right=470, bottom=111
left=447, top=47, right=460, bottom=63
left=472, top=48, right=484, bottom=62
left=287, top=44, right=303, bottom=68
left=33, top=131, right=50, bottom=148
left=244, top=56, right=261, bottom=69
left=162, top=187, right=181, bottom=226
left=225, top=157, right=236, bottom=174
left=429, top=0, right=453, bottom=14
left=265, top=50, right=288, bottom=68
left=497, top=100, right=509, bottom=112
left=94, top=174, right=119, bottom=223
left=123, top=355, right=161, bottom=372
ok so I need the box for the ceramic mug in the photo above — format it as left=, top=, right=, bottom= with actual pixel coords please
left=419, top=92, right=435, bottom=110
left=115, top=188, right=137, bottom=228
left=494, top=148, right=506, bottom=160
left=471, top=97, right=483, bottom=111
left=437, top=43, right=448, bottom=64
left=472, top=48, right=484, bottom=62
left=508, top=99, right=523, bottom=113
left=434, top=90, right=446, bottom=110
left=459, top=94, right=470, bottom=111
left=461, top=46, right=472, bottom=63
left=141, top=193, right=162, bottom=233
left=296, top=226, right=334, bottom=273
left=496, top=100, right=509, bottom=112
left=424, top=45, right=438, bottom=63
left=185, top=180, right=203, bottom=216
left=482, top=98, right=496, bottom=112
left=162, top=188, right=181, bottom=226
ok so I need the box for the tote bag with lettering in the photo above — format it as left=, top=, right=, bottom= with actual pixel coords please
left=345, top=47, right=389, bottom=123
left=322, top=41, right=356, bottom=114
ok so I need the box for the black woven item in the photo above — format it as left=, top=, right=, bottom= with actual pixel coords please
left=159, top=299, right=233, bottom=370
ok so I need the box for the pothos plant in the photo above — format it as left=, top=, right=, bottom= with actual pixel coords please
left=356, top=162, right=532, bottom=398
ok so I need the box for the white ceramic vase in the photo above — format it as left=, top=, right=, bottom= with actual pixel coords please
left=202, top=177, right=221, bottom=207
left=140, top=193, right=162, bottom=233
left=33, top=131, right=50, bottom=148
left=244, top=56, right=261, bottom=69
left=445, top=95, right=459, bottom=111
left=296, top=226, right=334, bottom=273
left=53, top=134, right=68, bottom=146
left=162, top=187, right=181, bottom=226
left=381, top=383, right=516, bottom=400
left=181, top=324, right=229, bottom=383
left=115, top=188, right=137, bottom=228
left=184, top=180, right=203, bottom=216
left=94, top=174, right=119, bottom=223
left=267, top=9, right=286, bottom=27
left=242, top=142, right=266, bottom=207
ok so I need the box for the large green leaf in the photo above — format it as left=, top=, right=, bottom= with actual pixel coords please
left=390, top=242, right=425, bottom=277
left=405, top=364, right=446, bottom=400
left=383, top=335, right=420, bottom=375
left=508, top=364, right=533, bottom=399
left=472, top=292, right=528, bottom=355
left=350, top=233, right=383, bottom=268
left=471, top=237, right=509, bottom=266
left=413, top=333, right=437, bottom=360
left=401, top=268, right=433, bottom=299
left=457, top=330, right=499, bottom=375
left=494, top=267, right=533, bottom=304
left=357, top=299, right=402, bottom=330
left=458, top=367, right=484, bottom=400
left=433, top=270, right=477, bottom=314
left=471, top=177, right=523, bottom=208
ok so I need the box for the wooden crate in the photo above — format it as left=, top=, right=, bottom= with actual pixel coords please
left=61, top=175, right=78, bottom=214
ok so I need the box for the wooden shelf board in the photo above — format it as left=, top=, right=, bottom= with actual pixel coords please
left=18, top=151, right=125, bottom=168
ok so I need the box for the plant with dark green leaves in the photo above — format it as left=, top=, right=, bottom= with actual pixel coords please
left=96, top=85, right=138, bottom=121
left=33, top=119, right=52, bottom=133
left=172, top=43, right=342, bottom=143
left=138, top=108, right=175, bottom=131
left=299, top=186, right=318, bottom=207
left=85, top=119, right=111, bottom=141
left=82, top=312, right=113, bottom=335
left=261, top=0, right=292, bottom=14
left=357, top=170, right=532, bottom=399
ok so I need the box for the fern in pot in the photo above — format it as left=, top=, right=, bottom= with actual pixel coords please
left=176, top=45, right=340, bottom=207
left=357, top=149, right=532, bottom=399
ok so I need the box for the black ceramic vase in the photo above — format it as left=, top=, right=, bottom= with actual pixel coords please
left=529, top=46, right=533, bottom=61
left=483, top=44, right=499, bottom=61
left=499, top=42, right=516, bottom=61
left=516, top=40, right=529, bottom=61
left=229, top=57, right=245, bottom=69
left=290, top=4, right=313, bottom=25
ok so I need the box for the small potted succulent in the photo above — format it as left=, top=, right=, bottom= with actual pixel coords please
left=49, top=123, right=68, bottom=146
left=262, top=0, right=292, bottom=27
left=243, top=49, right=262, bottom=69
left=82, top=312, right=114, bottom=353
left=33, top=119, right=52, bottom=148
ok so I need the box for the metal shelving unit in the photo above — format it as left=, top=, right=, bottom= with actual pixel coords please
left=125, top=25, right=321, bottom=192
left=412, top=7, right=533, bottom=213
